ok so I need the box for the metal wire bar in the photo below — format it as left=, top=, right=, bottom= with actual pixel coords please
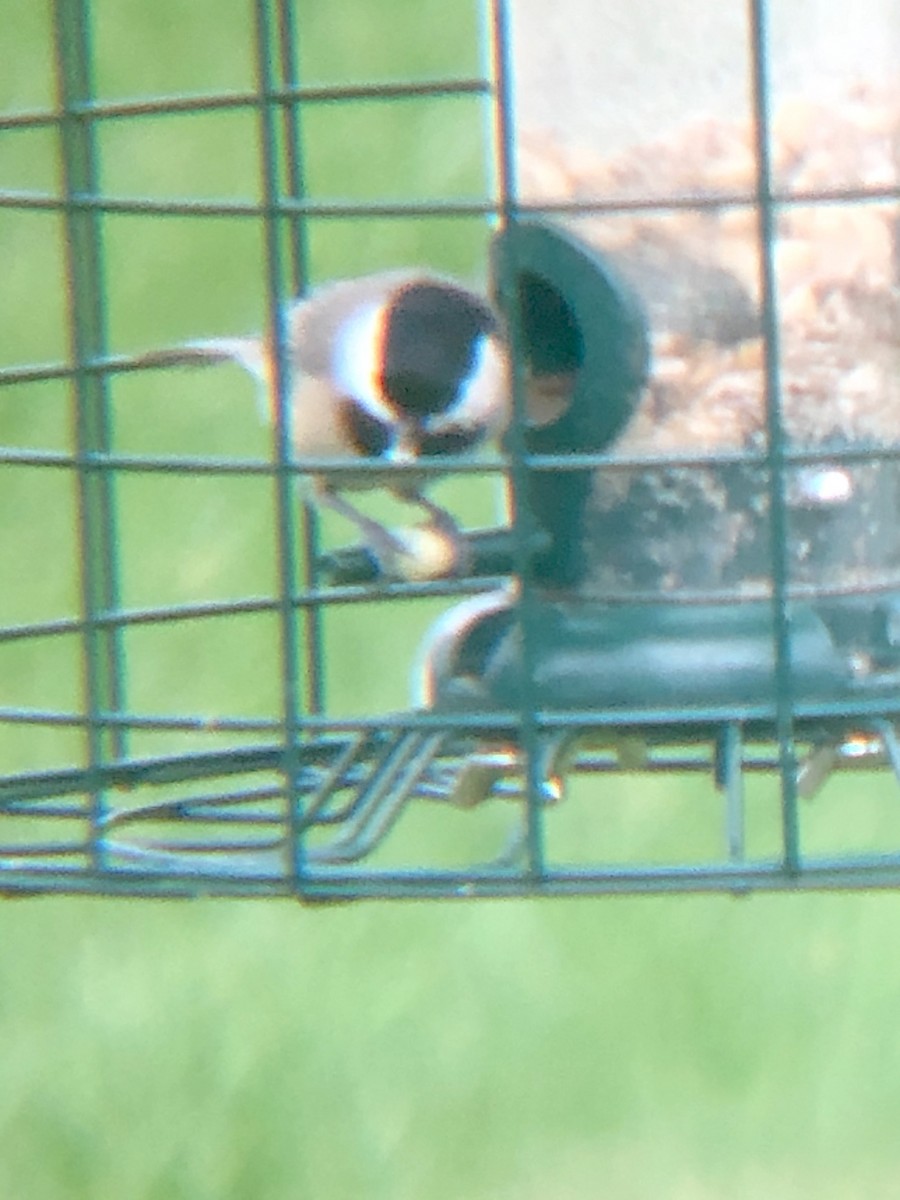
left=0, top=743, right=291, bottom=806
left=489, top=0, right=546, bottom=879
left=5, top=182, right=896, bottom=220
left=0, top=192, right=499, bottom=219
left=719, top=724, right=747, bottom=863
left=52, top=0, right=127, bottom=870
left=2, top=696, right=899, bottom=790
left=253, top=0, right=306, bottom=886
left=297, top=731, right=389, bottom=826
left=7, top=856, right=900, bottom=902
left=302, top=732, right=448, bottom=864
left=0, top=576, right=510, bottom=647
left=748, top=0, right=800, bottom=873
left=274, top=0, right=326, bottom=717
left=11, top=431, right=900, bottom=475
left=0, top=77, right=491, bottom=131
left=0, top=706, right=280, bottom=733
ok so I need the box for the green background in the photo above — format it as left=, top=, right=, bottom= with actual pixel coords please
left=2, top=1, right=900, bottom=1196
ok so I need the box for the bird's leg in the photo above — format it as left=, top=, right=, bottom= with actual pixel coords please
left=393, top=487, right=472, bottom=577
left=312, top=483, right=464, bottom=581
left=313, top=484, right=410, bottom=573
left=401, top=490, right=459, bottom=538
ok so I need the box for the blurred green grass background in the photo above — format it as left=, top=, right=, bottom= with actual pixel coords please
left=3, top=1, right=900, bottom=1197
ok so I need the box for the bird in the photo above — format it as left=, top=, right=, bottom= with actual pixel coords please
left=142, top=269, right=511, bottom=579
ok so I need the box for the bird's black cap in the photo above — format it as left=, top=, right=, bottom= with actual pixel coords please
left=380, top=281, right=498, bottom=418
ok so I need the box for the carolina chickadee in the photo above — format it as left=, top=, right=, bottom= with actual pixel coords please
left=146, top=269, right=511, bottom=578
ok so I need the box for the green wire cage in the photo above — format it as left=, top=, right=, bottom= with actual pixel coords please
left=3, top=0, right=900, bottom=901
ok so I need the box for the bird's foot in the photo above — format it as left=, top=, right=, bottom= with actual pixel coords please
left=365, top=518, right=471, bottom=582
left=401, top=497, right=472, bottom=579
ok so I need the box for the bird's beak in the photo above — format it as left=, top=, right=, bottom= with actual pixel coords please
left=386, top=425, right=420, bottom=464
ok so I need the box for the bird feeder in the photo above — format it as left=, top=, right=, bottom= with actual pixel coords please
left=3, top=0, right=900, bottom=901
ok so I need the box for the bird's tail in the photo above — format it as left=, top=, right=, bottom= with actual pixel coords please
left=132, top=337, right=272, bottom=422
left=134, top=337, right=268, bottom=383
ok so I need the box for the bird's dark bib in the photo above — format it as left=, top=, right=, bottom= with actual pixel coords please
left=418, top=427, right=483, bottom=457
left=338, top=398, right=392, bottom=457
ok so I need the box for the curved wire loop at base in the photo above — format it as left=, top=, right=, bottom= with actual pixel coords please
left=3, top=683, right=900, bottom=900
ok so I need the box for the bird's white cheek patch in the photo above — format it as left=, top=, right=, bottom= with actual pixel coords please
left=331, top=301, right=396, bottom=424
left=434, top=334, right=510, bottom=435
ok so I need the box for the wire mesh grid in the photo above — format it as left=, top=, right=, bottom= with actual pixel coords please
left=3, top=0, right=900, bottom=901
